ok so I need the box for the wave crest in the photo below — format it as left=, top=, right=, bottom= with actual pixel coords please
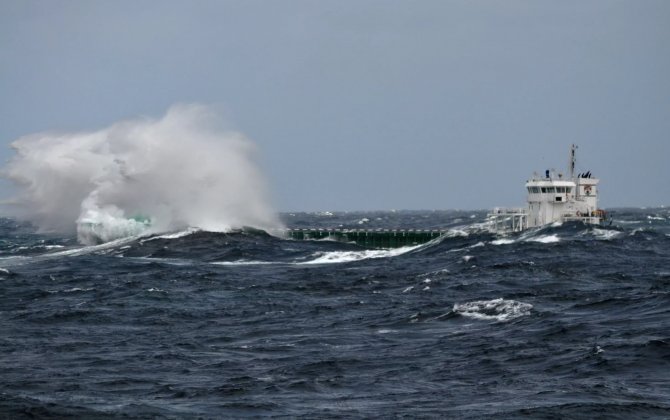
left=453, top=298, right=533, bottom=322
left=4, top=104, right=282, bottom=244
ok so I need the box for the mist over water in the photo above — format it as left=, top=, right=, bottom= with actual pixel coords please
left=2, top=104, right=282, bottom=244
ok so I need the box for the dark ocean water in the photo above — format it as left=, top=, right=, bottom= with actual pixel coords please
left=1, top=208, right=669, bottom=419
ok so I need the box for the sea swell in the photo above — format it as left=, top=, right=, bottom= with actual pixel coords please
left=0, top=208, right=668, bottom=418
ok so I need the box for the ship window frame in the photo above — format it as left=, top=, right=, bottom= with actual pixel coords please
left=546, top=187, right=556, bottom=193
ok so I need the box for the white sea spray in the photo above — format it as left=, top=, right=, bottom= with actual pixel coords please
left=3, top=104, right=282, bottom=244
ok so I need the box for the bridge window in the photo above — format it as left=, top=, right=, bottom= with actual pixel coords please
left=546, top=187, right=556, bottom=193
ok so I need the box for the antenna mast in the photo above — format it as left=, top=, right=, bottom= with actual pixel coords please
left=569, top=144, right=577, bottom=179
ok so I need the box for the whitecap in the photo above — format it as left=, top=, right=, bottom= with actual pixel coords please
left=66, top=287, right=94, bottom=292
left=591, top=228, right=623, bottom=241
left=444, top=228, right=470, bottom=238
left=47, top=235, right=143, bottom=257
left=211, top=260, right=275, bottom=266
left=526, top=234, right=560, bottom=243
left=144, top=227, right=201, bottom=241
left=491, top=238, right=516, bottom=246
left=453, top=298, right=532, bottom=322
left=446, top=241, right=485, bottom=253
left=298, top=245, right=418, bottom=265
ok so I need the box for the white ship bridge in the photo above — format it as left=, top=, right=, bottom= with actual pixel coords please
left=489, top=145, right=607, bottom=232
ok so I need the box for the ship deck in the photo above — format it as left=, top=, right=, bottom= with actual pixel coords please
left=283, top=228, right=446, bottom=249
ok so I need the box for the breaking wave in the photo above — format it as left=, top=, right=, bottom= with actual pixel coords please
left=298, top=245, right=417, bottom=265
left=453, top=298, right=533, bottom=322
left=3, top=104, right=281, bottom=244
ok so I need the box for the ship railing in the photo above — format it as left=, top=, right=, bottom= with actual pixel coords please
left=487, top=207, right=528, bottom=233
left=561, top=213, right=603, bottom=224
left=488, top=207, right=527, bottom=215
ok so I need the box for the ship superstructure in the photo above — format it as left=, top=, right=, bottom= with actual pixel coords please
left=488, top=145, right=607, bottom=232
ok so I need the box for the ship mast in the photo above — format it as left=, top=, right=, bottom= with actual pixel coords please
left=569, top=144, right=577, bottom=179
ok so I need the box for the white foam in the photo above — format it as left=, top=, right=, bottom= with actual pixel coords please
left=526, top=234, right=560, bottom=243
left=298, top=245, right=417, bottom=265
left=143, top=227, right=201, bottom=241
left=491, top=238, right=516, bottom=246
left=4, top=104, right=282, bottom=245
left=591, top=228, right=623, bottom=241
left=446, top=241, right=485, bottom=254
left=46, top=235, right=142, bottom=257
left=444, top=228, right=470, bottom=238
left=65, top=287, right=94, bottom=293
left=211, top=260, right=275, bottom=266
left=48, top=287, right=95, bottom=294
left=77, top=212, right=151, bottom=244
left=616, top=220, right=640, bottom=225
left=453, top=298, right=532, bottom=322
left=126, top=256, right=194, bottom=266
left=213, top=245, right=419, bottom=266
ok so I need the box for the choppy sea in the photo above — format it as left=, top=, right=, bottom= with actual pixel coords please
left=1, top=208, right=669, bottom=418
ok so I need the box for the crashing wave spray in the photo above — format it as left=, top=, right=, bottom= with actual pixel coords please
left=2, top=104, right=282, bottom=244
